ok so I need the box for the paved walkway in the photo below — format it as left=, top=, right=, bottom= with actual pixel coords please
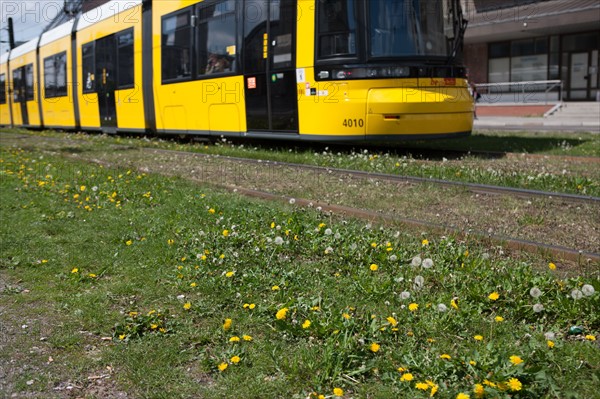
left=474, top=102, right=600, bottom=133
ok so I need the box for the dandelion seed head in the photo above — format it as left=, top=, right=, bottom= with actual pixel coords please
left=400, top=291, right=411, bottom=300
left=529, top=287, right=542, bottom=298
left=437, top=303, right=447, bottom=312
left=582, top=284, right=595, bottom=296
left=571, top=289, right=583, bottom=300
left=533, top=303, right=544, bottom=313
left=411, top=256, right=422, bottom=267
left=422, top=258, right=434, bottom=269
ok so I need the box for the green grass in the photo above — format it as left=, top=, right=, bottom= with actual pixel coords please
left=1, top=145, right=599, bottom=399
left=3, top=128, right=599, bottom=196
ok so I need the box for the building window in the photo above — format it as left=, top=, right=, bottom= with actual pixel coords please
left=82, top=42, right=95, bottom=93
left=162, top=8, right=193, bottom=82
left=488, top=38, right=550, bottom=83
left=117, top=28, right=134, bottom=88
left=197, top=0, right=236, bottom=76
left=44, top=51, right=68, bottom=98
left=0, top=73, right=6, bottom=104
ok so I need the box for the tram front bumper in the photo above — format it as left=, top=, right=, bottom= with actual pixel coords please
left=366, top=87, right=474, bottom=136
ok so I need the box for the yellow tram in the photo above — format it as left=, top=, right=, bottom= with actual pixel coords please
left=0, top=0, right=474, bottom=141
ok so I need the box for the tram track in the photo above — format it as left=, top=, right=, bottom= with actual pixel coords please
left=2, top=131, right=598, bottom=263
left=147, top=147, right=600, bottom=206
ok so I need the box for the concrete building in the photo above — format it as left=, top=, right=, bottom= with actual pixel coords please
left=463, top=0, right=600, bottom=102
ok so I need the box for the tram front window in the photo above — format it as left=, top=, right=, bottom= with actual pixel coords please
left=317, top=0, right=461, bottom=61
left=369, top=0, right=448, bottom=57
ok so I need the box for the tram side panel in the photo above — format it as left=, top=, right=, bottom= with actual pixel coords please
left=0, top=54, right=10, bottom=126
left=39, top=25, right=77, bottom=130
left=10, top=40, right=41, bottom=128
left=153, top=0, right=245, bottom=136
left=76, top=2, right=146, bottom=133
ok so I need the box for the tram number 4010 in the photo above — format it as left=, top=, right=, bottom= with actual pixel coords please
left=342, top=118, right=365, bottom=128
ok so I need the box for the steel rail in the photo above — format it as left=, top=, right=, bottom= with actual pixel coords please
left=147, top=148, right=600, bottom=205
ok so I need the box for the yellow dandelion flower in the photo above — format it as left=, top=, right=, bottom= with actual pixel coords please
left=219, top=254, right=225, bottom=259
left=318, top=223, right=326, bottom=229
left=416, top=382, right=429, bottom=391
left=223, top=318, right=232, bottom=330
left=400, top=373, right=414, bottom=382
left=430, top=384, right=438, bottom=397
left=370, top=263, right=378, bottom=271
left=208, top=208, right=216, bottom=214
left=482, top=379, right=496, bottom=388
left=183, top=302, right=191, bottom=310
left=507, top=377, right=522, bottom=391
left=190, top=282, right=197, bottom=287
left=440, top=354, right=451, bottom=360
left=222, top=229, right=229, bottom=237
left=509, top=355, right=523, bottom=365
left=422, top=239, right=429, bottom=246
left=469, top=360, right=477, bottom=366
left=408, top=303, right=419, bottom=312
left=159, top=327, right=166, bottom=333
left=167, top=239, right=174, bottom=245
left=230, top=355, right=241, bottom=364
left=118, top=334, right=126, bottom=340
left=242, top=335, right=253, bottom=341
left=249, top=304, right=256, bottom=309
left=80, top=185, right=86, bottom=191
left=451, top=298, right=459, bottom=310
left=126, top=240, right=133, bottom=246
left=495, top=316, right=504, bottom=322
left=88, top=273, right=97, bottom=278
left=342, top=313, right=351, bottom=320
left=229, top=336, right=240, bottom=342
left=302, top=320, right=311, bottom=329
left=488, top=292, right=499, bottom=301
left=371, top=242, right=377, bottom=248
left=270, top=222, right=276, bottom=228
left=456, top=393, right=470, bottom=399
left=547, top=340, right=555, bottom=348
left=151, top=324, right=158, bottom=329
left=397, top=367, right=407, bottom=373
left=218, top=362, right=228, bottom=372
left=225, top=271, right=235, bottom=278
left=333, top=387, right=344, bottom=397
left=548, top=262, right=556, bottom=270
left=271, top=285, right=280, bottom=291
left=474, top=383, right=484, bottom=398
left=276, top=307, right=289, bottom=320
left=474, top=335, right=483, bottom=341
left=386, top=316, right=398, bottom=326
left=370, top=343, right=380, bottom=353
left=585, top=335, right=596, bottom=341
left=71, top=268, right=79, bottom=274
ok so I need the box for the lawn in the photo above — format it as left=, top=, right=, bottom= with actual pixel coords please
left=0, top=145, right=598, bottom=399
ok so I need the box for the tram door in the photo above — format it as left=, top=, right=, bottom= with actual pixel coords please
left=95, top=34, right=118, bottom=133
left=244, top=0, right=298, bottom=133
left=12, top=66, right=29, bottom=125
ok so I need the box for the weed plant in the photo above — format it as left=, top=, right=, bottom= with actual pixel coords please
left=0, top=146, right=598, bottom=399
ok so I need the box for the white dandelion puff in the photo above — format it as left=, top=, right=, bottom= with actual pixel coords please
left=274, top=237, right=284, bottom=245
left=571, top=289, right=583, bottom=300
left=533, top=303, right=544, bottom=313
left=422, top=258, right=434, bottom=269
left=411, top=256, right=422, bottom=267
left=582, top=284, right=595, bottom=296
left=400, top=291, right=411, bottom=300
left=529, top=287, right=542, bottom=298
left=437, top=304, right=448, bottom=312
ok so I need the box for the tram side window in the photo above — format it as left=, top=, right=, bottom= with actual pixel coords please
left=117, top=29, right=134, bottom=88
left=82, top=43, right=95, bottom=93
left=0, top=74, right=6, bottom=104
left=44, top=51, right=67, bottom=98
left=162, top=10, right=193, bottom=82
left=317, top=0, right=357, bottom=58
left=25, top=64, right=34, bottom=101
left=13, top=69, right=21, bottom=101
left=197, top=0, right=236, bottom=77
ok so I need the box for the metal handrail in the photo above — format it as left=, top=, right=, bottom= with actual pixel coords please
left=474, top=80, right=563, bottom=104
